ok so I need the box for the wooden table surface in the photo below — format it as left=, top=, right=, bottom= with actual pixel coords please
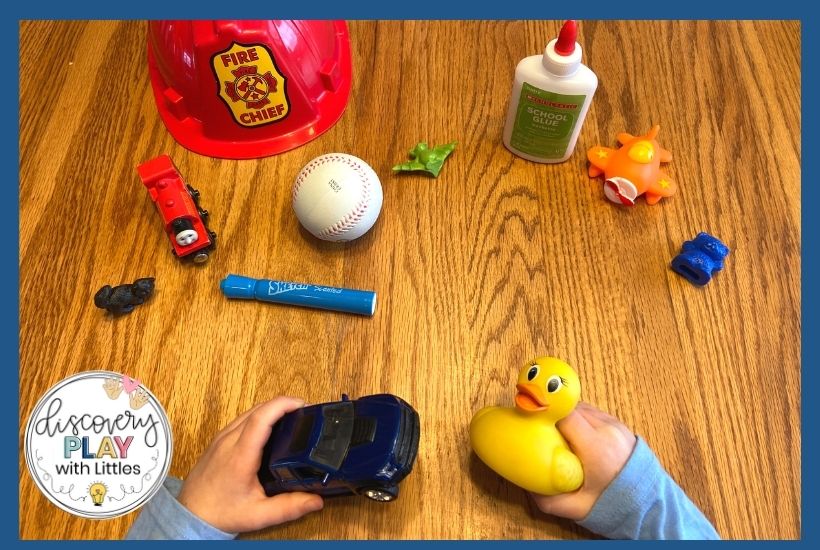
left=19, top=20, right=801, bottom=540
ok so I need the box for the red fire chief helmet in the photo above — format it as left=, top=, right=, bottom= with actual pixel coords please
left=147, top=20, right=352, bottom=159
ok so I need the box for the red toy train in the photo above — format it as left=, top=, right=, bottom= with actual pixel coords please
left=137, top=155, right=216, bottom=264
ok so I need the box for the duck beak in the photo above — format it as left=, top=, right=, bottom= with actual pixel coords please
left=515, top=383, right=549, bottom=412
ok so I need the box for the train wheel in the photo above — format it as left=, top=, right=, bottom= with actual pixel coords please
left=186, top=184, right=201, bottom=202
left=192, top=251, right=209, bottom=264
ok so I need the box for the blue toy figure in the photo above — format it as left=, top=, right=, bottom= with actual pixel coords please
left=670, top=233, right=729, bottom=286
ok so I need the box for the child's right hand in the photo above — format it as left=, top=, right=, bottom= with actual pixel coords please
left=177, top=397, right=324, bottom=533
left=530, top=402, right=637, bottom=521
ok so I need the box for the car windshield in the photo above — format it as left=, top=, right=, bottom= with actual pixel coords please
left=288, top=414, right=316, bottom=454
left=309, top=402, right=355, bottom=470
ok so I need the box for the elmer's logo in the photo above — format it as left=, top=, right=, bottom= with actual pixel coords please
left=24, top=372, right=172, bottom=519
left=212, top=42, right=290, bottom=128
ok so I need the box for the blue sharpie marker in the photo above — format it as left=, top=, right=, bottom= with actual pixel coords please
left=220, top=274, right=377, bottom=316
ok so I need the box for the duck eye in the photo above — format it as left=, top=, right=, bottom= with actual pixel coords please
left=546, top=375, right=562, bottom=393
left=527, top=366, right=539, bottom=381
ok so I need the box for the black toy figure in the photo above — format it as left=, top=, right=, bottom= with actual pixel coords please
left=94, top=278, right=156, bottom=315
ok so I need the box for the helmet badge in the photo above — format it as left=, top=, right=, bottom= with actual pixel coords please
left=212, top=42, right=290, bottom=127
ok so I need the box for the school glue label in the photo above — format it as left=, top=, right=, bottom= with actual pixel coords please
left=510, top=83, right=587, bottom=160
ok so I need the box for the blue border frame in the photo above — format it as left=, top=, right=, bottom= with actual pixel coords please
left=8, top=12, right=21, bottom=544
left=9, top=1, right=813, bottom=544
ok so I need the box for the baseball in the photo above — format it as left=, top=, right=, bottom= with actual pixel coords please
left=292, top=153, right=383, bottom=242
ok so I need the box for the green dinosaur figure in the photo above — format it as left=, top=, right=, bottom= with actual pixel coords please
left=392, top=141, right=457, bottom=177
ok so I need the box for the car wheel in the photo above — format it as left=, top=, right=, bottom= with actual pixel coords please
left=362, top=486, right=398, bottom=502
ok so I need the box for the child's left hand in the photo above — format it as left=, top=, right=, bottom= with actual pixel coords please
left=177, top=396, right=324, bottom=533
left=530, top=402, right=636, bottom=521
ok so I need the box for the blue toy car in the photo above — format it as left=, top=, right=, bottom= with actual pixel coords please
left=259, top=394, right=420, bottom=502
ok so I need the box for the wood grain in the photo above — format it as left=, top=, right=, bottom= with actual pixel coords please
left=18, top=20, right=801, bottom=539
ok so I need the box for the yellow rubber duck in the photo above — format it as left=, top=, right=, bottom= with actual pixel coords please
left=470, top=357, right=584, bottom=495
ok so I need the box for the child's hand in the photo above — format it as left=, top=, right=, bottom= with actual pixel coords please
left=177, top=396, right=324, bottom=533
left=531, top=402, right=637, bottom=521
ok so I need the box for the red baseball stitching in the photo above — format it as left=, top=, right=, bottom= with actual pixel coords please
left=292, top=154, right=374, bottom=238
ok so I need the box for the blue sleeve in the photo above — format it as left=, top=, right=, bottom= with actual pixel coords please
left=125, top=477, right=237, bottom=540
left=578, top=436, right=720, bottom=540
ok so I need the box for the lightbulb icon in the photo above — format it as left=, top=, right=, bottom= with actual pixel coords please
left=89, top=482, right=107, bottom=506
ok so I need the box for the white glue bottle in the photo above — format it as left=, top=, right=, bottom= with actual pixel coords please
left=502, top=20, right=598, bottom=163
